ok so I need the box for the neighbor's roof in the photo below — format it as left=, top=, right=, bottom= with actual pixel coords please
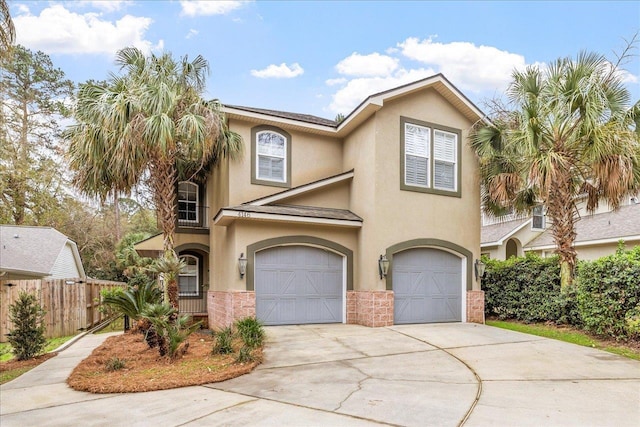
left=0, top=225, right=85, bottom=278
left=526, top=204, right=640, bottom=249
left=481, top=218, right=531, bottom=246
left=223, top=74, right=488, bottom=138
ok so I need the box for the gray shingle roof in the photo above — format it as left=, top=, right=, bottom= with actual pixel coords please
left=224, top=204, right=363, bottom=222
left=0, top=225, right=70, bottom=276
left=225, top=105, right=337, bottom=127
left=526, top=204, right=640, bottom=248
left=481, top=218, right=530, bottom=245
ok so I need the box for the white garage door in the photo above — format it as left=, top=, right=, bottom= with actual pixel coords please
left=255, top=246, right=343, bottom=325
left=393, top=248, right=462, bottom=324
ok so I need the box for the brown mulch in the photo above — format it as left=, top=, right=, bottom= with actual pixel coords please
left=67, top=330, right=262, bottom=394
left=0, top=352, right=57, bottom=373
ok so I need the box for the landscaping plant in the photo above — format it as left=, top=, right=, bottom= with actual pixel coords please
left=235, top=317, right=265, bottom=348
left=212, top=326, right=235, bottom=355
left=140, top=303, right=201, bottom=359
left=575, top=246, right=640, bottom=340
left=7, top=292, right=47, bottom=360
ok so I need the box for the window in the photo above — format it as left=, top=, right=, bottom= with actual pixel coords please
left=178, top=255, right=198, bottom=296
left=404, top=123, right=430, bottom=187
left=401, top=117, right=461, bottom=196
left=532, top=205, right=545, bottom=230
left=433, top=130, right=457, bottom=191
left=251, top=125, right=292, bottom=188
left=178, top=182, right=198, bottom=223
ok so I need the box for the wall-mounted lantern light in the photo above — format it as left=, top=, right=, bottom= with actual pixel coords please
left=474, top=259, right=486, bottom=281
left=378, top=255, right=390, bottom=279
left=238, top=253, right=248, bottom=279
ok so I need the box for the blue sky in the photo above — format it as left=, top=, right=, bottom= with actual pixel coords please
left=11, top=0, right=640, bottom=119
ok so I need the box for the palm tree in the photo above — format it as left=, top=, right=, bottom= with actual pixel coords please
left=66, top=47, right=243, bottom=308
left=1, top=0, right=15, bottom=62
left=471, top=51, right=640, bottom=289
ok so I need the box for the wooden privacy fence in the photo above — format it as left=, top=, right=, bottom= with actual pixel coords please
left=0, top=278, right=126, bottom=342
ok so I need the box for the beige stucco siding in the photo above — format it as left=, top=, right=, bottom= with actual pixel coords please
left=280, top=178, right=351, bottom=210
left=223, top=119, right=344, bottom=206
left=212, top=220, right=358, bottom=292
left=345, top=88, right=481, bottom=290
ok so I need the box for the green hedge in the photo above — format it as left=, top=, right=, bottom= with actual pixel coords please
left=483, top=254, right=564, bottom=323
left=483, top=246, right=640, bottom=341
left=575, top=247, right=640, bottom=340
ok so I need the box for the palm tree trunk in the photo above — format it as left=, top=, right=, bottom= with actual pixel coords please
left=113, top=190, right=121, bottom=242
left=151, top=157, right=180, bottom=311
left=548, top=181, right=578, bottom=289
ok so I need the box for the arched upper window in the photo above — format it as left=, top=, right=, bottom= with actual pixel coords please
left=256, top=130, right=286, bottom=182
left=251, top=126, right=291, bottom=188
left=178, top=255, right=198, bottom=296
left=178, top=181, right=198, bottom=223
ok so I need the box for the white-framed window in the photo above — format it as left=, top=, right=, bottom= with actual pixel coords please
left=178, top=182, right=198, bottom=223
left=402, top=117, right=460, bottom=195
left=404, top=122, right=430, bottom=187
left=178, top=255, right=198, bottom=297
left=531, top=205, right=545, bottom=230
left=256, top=130, right=286, bottom=183
left=433, top=129, right=457, bottom=191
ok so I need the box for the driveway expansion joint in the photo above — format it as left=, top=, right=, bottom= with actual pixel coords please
left=387, top=327, right=483, bottom=427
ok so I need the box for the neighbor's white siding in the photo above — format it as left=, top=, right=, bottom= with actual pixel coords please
left=49, top=243, right=81, bottom=279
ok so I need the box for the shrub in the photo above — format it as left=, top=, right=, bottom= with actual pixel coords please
left=105, top=357, right=126, bottom=371
left=212, top=326, right=234, bottom=355
left=235, top=317, right=265, bottom=348
left=7, top=292, right=47, bottom=360
left=97, top=287, right=125, bottom=320
left=235, top=345, right=254, bottom=363
left=483, top=254, right=563, bottom=323
left=140, top=303, right=201, bottom=359
left=575, top=246, right=640, bottom=340
left=101, top=274, right=162, bottom=340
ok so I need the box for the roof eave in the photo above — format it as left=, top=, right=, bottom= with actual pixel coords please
left=213, top=209, right=362, bottom=228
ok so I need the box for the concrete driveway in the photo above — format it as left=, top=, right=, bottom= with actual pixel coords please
left=1, top=323, right=638, bottom=426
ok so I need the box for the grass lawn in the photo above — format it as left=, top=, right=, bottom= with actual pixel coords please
left=487, top=320, right=640, bottom=361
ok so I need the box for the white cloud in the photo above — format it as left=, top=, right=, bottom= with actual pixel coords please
left=14, top=4, right=163, bottom=56
left=15, top=4, right=30, bottom=14
left=328, top=68, right=436, bottom=114
left=325, top=78, right=347, bottom=86
left=78, top=1, right=133, bottom=12
left=180, top=0, right=248, bottom=17
left=335, top=52, right=399, bottom=77
left=398, top=37, right=526, bottom=93
left=186, top=29, right=199, bottom=39
left=251, top=63, right=304, bottom=79
left=326, top=38, right=531, bottom=115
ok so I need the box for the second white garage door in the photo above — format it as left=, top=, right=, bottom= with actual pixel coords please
left=255, top=246, right=343, bottom=325
left=393, top=248, right=462, bottom=324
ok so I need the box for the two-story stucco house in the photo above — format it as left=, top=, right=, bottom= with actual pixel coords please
left=135, top=75, right=487, bottom=328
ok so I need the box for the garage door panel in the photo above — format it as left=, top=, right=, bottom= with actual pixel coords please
left=256, top=246, right=343, bottom=326
left=393, top=248, right=462, bottom=324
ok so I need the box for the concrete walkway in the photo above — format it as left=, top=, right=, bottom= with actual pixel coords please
left=1, top=324, right=639, bottom=426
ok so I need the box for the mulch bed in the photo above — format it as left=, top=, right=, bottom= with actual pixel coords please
left=0, top=352, right=57, bottom=373
left=67, top=330, right=262, bottom=394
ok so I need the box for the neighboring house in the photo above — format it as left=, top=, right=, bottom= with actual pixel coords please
left=481, top=200, right=640, bottom=260
left=135, top=74, right=487, bottom=328
left=0, top=225, right=86, bottom=280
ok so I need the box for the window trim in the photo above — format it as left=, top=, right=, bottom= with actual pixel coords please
left=251, top=125, right=292, bottom=188
left=400, top=116, right=462, bottom=198
left=531, top=205, right=546, bottom=231
left=178, top=254, right=199, bottom=297
left=177, top=181, right=199, bottom=224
